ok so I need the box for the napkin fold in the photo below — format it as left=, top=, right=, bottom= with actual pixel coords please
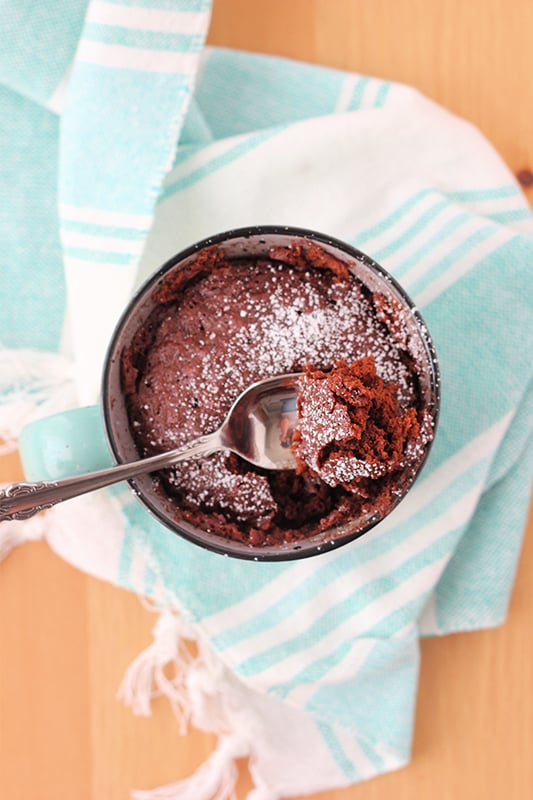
left=1, top=2, right=533, bottom=798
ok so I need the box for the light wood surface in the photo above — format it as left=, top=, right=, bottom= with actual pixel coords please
left=1, top=1, right=532, bottom=798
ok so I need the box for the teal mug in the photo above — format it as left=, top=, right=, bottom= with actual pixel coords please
left=15, top=225, right=440, bottom=561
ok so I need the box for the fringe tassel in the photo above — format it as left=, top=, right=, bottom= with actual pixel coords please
left=0, top=504, right=46, bottom=562
left=119, top=607, right=256, bottom=800
left=117, top=607, right=194, bottom=734
left=131, top=734, right=247, bottom=800
left=0, top=348, right=75, bottom=454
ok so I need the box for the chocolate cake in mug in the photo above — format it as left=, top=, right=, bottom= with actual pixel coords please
left=107, top=227, right=439, bottom=560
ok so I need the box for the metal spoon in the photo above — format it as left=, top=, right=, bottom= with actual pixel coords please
left=0, top=373, right=302, bottom=522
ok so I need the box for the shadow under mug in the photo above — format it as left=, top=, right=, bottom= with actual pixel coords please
left=19, top=225, right=441, bottom=562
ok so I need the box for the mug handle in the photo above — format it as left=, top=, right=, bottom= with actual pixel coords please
left=19, top=406, right=114, bottom=481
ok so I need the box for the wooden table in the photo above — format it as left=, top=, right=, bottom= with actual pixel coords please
left=1, top=1, right=532, bottom=798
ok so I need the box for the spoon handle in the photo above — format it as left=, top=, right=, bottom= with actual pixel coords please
left=0, top=432, right=221, bottom=522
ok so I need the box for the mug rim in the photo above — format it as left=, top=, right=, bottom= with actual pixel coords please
left=102, top=224, right=441, bottom=561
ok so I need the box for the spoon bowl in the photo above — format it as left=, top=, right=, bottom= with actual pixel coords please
left=221, top=373, right=301, bottom=470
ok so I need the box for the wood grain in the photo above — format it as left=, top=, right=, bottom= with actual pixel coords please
left=1, top=1, right=532, bottom=798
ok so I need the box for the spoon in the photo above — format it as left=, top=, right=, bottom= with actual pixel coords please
left=0, top=373, right=302, bottom=522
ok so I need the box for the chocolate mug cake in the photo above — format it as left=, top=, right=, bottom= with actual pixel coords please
left=114, top=230, right=439, bottom=557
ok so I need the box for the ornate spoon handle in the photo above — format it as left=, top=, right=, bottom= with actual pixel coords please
left=0, top=481, right=60, bottom=521
left=0, top=433, right=220, bottom=522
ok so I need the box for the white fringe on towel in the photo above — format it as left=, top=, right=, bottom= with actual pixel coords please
left=119, top=604, right=250, bottom=800
left=0, top=348, right=76, bottom=454
left=117, top=607, right=195, bottom=734
left=131, top=734, right=248, bottom=800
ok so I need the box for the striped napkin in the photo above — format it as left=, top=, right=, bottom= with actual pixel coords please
left=2, top=2, right=533, bottom=798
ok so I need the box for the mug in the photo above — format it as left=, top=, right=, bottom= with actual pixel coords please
left=19, top=225, right=441, bottom=561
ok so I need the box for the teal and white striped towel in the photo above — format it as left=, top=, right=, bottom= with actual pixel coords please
left=1, top=2, right=533, bottom=798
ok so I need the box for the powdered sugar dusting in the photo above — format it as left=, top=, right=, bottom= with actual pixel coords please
left=166, top=452, right=276, bottom=525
